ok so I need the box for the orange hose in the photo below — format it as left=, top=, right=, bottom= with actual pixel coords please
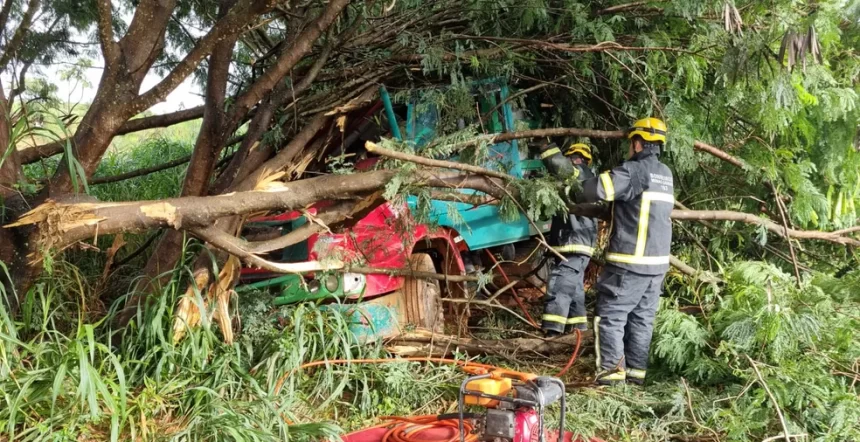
left=274, top=357, right=497, bottom=395
left=555, top=328, right=582, bottom=377
left=381, top=415, right=478, bottom=442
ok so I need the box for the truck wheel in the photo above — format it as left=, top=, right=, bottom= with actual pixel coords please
left=402, top=253, right=444, bottom=333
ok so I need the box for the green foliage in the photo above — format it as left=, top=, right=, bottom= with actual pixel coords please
left=646, top=261, right=860, bottom=441
left=512, top=175, right=569, bottom=223
left=4, top=0, right=860, bottom=440
left=91, top=138, right=193, bottom=201
left=0, top=268, right=470, bottom=440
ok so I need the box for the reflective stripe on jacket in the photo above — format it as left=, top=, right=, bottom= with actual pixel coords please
left=541, top=148, right=598, bottom=257
left=582, top=148, right=674, bottom=275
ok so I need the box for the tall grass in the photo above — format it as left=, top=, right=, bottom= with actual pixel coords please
left=90, top=137, right=193, bottom=202
left=0, top=263, right=464, bottom=441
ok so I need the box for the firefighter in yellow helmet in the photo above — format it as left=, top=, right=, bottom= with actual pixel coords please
left=573, top=118, right=674, bottom=386
left=565, top=143, right=593, bottom=165
left=537, top=142, right=597, bottom=336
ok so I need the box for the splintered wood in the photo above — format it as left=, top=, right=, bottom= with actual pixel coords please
left=140, top=202, right=179, bottom=227
left=172, top=256, right=240, bottom=344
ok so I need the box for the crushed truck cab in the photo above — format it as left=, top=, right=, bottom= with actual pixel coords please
left=238, top=78, right=552, bottom=341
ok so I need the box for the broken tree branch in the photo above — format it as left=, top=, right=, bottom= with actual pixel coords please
left=429, top=127, right=748, bottom=173
left=8, top=169, right=510, bottom=253
left=244, top=200, right=361, bottom=254
left=442, top=296, right=537, bottom=329
left=65, top=139, right=241, bottom=186
left=387, top=329, right=591, bottom=358
left=596, top=1, right=653, bottom=15
left=772, top=185, right=803, bottom=287
left=745, top=355, right=793, bottom=442
left=669, top=256, right=722, bottom=283
left=192, top=225, right=340, bottom=274
left=347, top=266, right=480, bottom=282
left=227, top=0, right=352, bottom=126
left=452, top=36, right=701, bottom=56
left=693, top=141, right=745, bottom=168
left=92, top=155, right=192, bottom=185
left=670, top=210, right=860, bottom=247
left=366, top=141, right=513, bottom=181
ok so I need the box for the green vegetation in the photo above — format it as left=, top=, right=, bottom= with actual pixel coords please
left=3, top=256, right=857, bottom=441
left=0, top=268, right=463, bottom=441
left=1, top=0, right=858, bottom=441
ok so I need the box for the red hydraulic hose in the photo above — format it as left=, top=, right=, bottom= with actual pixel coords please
left=484, top=249, right=538, bottom=327
left=382, top=416, right=478, bottom=442
left=555, top=328, right=582, bottom=377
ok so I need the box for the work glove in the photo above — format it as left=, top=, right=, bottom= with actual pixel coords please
left=561, top=174, right=582, bottom=205
left=541, top=143, right=578, bottom=178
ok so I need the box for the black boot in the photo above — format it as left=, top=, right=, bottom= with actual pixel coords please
left=626, top=377, right=644, bottom=386
left=544, top=329, right=562, bottom=338
left=626, top=368, right=646, bottom=386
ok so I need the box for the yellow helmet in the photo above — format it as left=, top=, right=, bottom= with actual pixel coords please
left=628, top=117, right=667, bottom=143
left=564, top=143, right=592, bottom=165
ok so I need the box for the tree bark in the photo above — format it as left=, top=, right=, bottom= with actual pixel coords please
left=0, top=83, right=21, bottom=199
left=45, top=0, right=180, bottom=197
left=0, top=81, right=25, bottom=312
left=43, top=0, right=275, bottom=196
left=14, top=158, right=858, bottom=277
left=226, top=0, right=353, bottom=129
left=143, top=0, right=240, bottom=279
left=10, top=0, right=277, bottom=300
left=11, top=171, right=507, bottom=252
left=90, top=155, right=193, bottom=185
left=0, top=0, right=41, bottom=70
left=209, top=82, right=291, bottom=195
left=142, top=0, right=352, bottom=280
left=670, top=209, right=860, bottom=246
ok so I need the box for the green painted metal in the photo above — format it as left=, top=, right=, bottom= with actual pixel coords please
left=499, top=85, right=519, bottom=154
left=379, top=86, right=402, bottom=140
left=397, top=78, right=548, bottom=250
left=521, top=159, right=544, bottom=171
left=236, top=274, right=296, bottom=293
left=273, top=273, right=344, bottom=306
left=321, top=303, right=400, bottom=344
left=484, top=93, right=503, bottom=133
left=281, top=217, right=309, bottom=262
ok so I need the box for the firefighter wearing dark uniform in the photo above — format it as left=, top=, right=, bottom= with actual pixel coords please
left=577, top=118, right=674, bottom=386
left=539, top=143, right=598, bottom=336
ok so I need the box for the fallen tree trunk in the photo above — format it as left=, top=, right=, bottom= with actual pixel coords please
left=6, top=170, right=508, bottom=264
left=386, top=329, right=593, bottom=358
